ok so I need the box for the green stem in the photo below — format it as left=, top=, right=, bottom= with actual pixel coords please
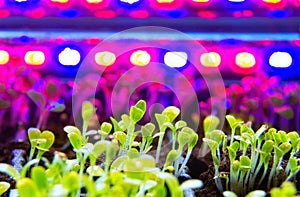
left=177, top=148, right=192, bottom=176
left=140, top=137, right=146, bottom=154
left=155, top=131, right=166, bottom=164
left=174, top=146, right=183, bottom=176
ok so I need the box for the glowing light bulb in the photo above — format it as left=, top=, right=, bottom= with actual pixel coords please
left=51, top=0, right=69, bottom=3
left=58, top=47, right=81, bottom=66
left=164, top=52, right=188, bottom=68
left=120, top=0, right=140, bottom=4
left=130, top=50, right=151, bottom=66
left=0, top=50, right=9, bottom=65
left=25, top=51, right=45, bottom=66
left=95, top=51, right=116, bottom=66
left=269, top=52, right=292, bottom=68
left=200, top=52, right=221, bottom=67
left=235, top=52, right=256, bottom=68
left=192, top=0, right=210, bottom=2
left=157, top=0, right=174, bottom=3
left=87, top=0, right=103, bottom=3
left=262, top=0, right=281, bottom=3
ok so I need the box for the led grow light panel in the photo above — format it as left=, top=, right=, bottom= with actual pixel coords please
left=0, top=34, right=299, bottom=80
left=0, top=0, right=299, bottom=18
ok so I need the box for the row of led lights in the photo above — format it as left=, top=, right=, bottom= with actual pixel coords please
left=9, top=0, right=289, bottom=5
left=0, top=48, right=293, bottom=69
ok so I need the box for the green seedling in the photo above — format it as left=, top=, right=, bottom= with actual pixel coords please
left=0, top=181, right=10, bottom=196
left=199, top=115, right=220, bottom=157
left=27, top=128, right=55, bottom=160
left=270, top=182, right=297, bottom=197
left=204, top=114, right=300, bottom=196
left=154, top=106, right=180, bottom=164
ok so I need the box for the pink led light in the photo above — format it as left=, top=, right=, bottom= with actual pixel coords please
left=129, top=10, right=149, bottom=18
left=94, top=10, right=116, bottom=18
left=25, top=8, right=46, bottom=18
left=0, top=10, right=10, bottom=18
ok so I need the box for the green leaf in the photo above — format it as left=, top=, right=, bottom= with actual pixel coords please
left=63, top=126, right=81, bottom=136
left=110, top=117, right=123, bottom=132
left=31, top=166, right=48, bottom=191
left=203, top=138, right=218, bottom=151
left=155, top=113, right=169, bottom=131
left=162, top=106, right=180, bottom=122
left=68, top=132, right=83, bottom=150
left=141, top=123, right=155, bottom=137
left=207, top=130, right=225, bottom=145
left=203, top=115, right=220, bottom=136
left=223, top=191, right=238, bottom=197
left=278, top=130, right=288, bottom=143
left=227, top=141, right=239, bottom=161
left=82, top=101, right=96, bottom=124
left=62, top=171, right=80, bottom=192
left=226, top=115, right=240, bottom=130
left=46, top=82, right=58, bottom=99
left=17, top=178, right=39, bottom=197
left=86, top=166, right=104, bottom=177
left=135, top=100, right=146, bottom=113
left=28, top=128, right=41, bottom=147
left=0, top=182, right=10, bottom=196
left=287, top=131, right=299, bottom=150
left=130, top=106, right=144, bottom=123
left=27, top=90, right=45, bottom=109
left=128, top=148, right=139, bottom=159
left=49, top=102, right=65, bottom=112
left=0, top=164, right=20, bottom=181
left=180, top=179, right=203, bottom=190
left=113, top=131, right=126, bottom=148
left=246, top=190, right=266, bottom=197
left=278, top=142, right=292, bottom=155
left=92, top=141, right=107, bottom=158
left=100, top=122, right=112, bottom=134
left=240, top=156, right=251, bottom=171
left=262, top=140, right=274, bottom=153
left=175, top=120, right=187, bottom=130
left=164, top=150, right=179, bottom=167
left=275, top=106, right=294, bottom=119
left=232, top=160, right=240, bottom=175
left=178, top=127, right=194, bottom=147
left=158, top=172, right=183, bottom=197
left=37, top=130, right=55, bottom=151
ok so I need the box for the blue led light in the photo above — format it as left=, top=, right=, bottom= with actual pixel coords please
left=61, top=9, right=79, bottom=18
left=268, top=10, right=289, bottom=18
left=118, top=0, right=143, bottom=8
left=5, top=0, right=40, bottom=6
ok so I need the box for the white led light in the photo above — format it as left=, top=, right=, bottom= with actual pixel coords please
left=164, top=52, right=188, bottom=68
left=58, top=48, right=81, bottom=66
left=269, top=52, right=292, bottom=68
left=120, top=0, right=140, bottom=4
left=228, top=0, right=245, bottom=2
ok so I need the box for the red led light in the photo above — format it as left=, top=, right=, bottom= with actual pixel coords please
left=0, top=10, right=10, bottom=18
left=197, top=11, right=217, bottom=19
left=94, top=10, right=116, bottom=18
left=129, top=10, right=149, bottom=18
left=25, top=8, right=46, bottom=18
left=151, top=0, right=182, bottom=9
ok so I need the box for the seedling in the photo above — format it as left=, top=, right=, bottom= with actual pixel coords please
left=204, top=114, right=300, bottom=196
left=0, top=181, right=10, bottom=196
left=27, top=128, right=55, bottom=161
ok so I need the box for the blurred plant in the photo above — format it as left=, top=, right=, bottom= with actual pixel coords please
left=27, top=77, right=66, bottom=130
left=270, top=182, right=297, bottom=197
left=0, top=181, right=10, bottom=196
left=0, top=66, right=41, bottom=140
left=203, top=114, right=300, bottom=196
